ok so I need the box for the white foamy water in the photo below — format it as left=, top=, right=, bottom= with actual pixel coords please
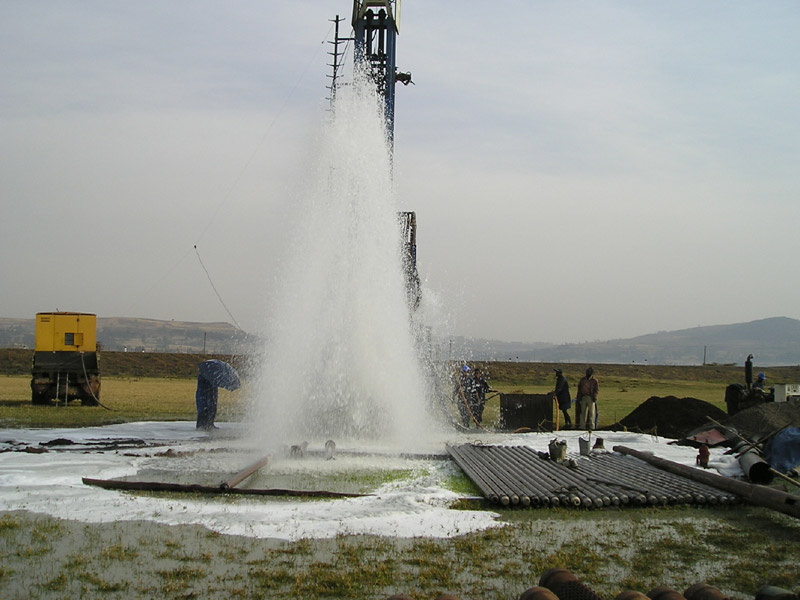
left=248, top=72, right=441, bottom=450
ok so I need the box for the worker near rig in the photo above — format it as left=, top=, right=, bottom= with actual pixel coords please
left=553, top=368, right=572, bottom=428
left=576, top=367, right=599, bottom=431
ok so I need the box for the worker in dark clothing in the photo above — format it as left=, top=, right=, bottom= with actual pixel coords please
left=195, top=359, right=240, bottom=431
left=553, top=368, right=572, bottom=428
left=471, top=368, right=491, bottom=424
left=195, top=374, right=219, bottom=430
left=576, top=367, right=599, bottom=431
left=453, top=365, right=474, bottom=427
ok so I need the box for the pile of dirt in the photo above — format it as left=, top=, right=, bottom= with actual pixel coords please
left=605, top=396, right=728, bottom=440
left=717, top=402, right=800, bottom=441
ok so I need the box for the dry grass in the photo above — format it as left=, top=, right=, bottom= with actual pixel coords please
left=0, top=376, right=246, bottom=428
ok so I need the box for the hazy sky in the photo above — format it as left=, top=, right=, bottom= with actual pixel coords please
left=2, top=1, right=799, bottom=344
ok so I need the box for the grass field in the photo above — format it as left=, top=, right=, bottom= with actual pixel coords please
left=0, top=376, right=245, bottom=428
left=6, top=358, right=794, bottom=429
left=2, top=358, right=799, bottom=599
left=0, top=372, right=722, bottom=430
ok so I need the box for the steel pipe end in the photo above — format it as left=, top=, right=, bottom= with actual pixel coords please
left=648, top=586, right=687, bottom=600
left=684, top=583, right=729, bottom=600
left=539, top=568, right=578, bottom=589
left=519, top=586, right=560, bottom=600
left=617, top=591, right=651, bottom=600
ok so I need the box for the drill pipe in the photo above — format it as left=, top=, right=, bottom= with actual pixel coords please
left=597, top=453, right=726, bottom=503
left=539, top=568, right=605, bottom=600
left=452, top=444, right=527, bottom=505
left=684, top=582, right=730, bottom=600
left=454, top=444, right=526, bottom=505
left=470, top=446, right=547, bottom=506
left=520, top=449, right=614, bottom=507
left=510, top=446, right=602, bottom=507
left=517, top=446, right=613, bottom=507
left=487, top=446, right=560, bottom=506
left=506, top=446, right=599, bottom=507
left=219, top=455, right=271, bottom=490
left=614, top=445, right=800, bottom=519
left=447, top=444, right=506, bottom=504
left=482, top=445, right=575, bottom=507
left=481, top=445, right=568, bottom=506
left=457, top=445, right=528, bottom=506
left=509, top=446, right=592, bottom=507
left=593, top=453, right=737, bottom=505
left=588, top=454, right=703, bottom=504
left=533, top=453, right=618, bottom=507
left=447, top=444, right=503, bottom=504
left=578, top=455, right=675, bottom=505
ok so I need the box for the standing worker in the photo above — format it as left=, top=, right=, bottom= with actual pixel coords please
left=576, top=367, right=599, bottom=431
left=454, top=364, right=474, bottom=427
left=553, top=368, right=572, bottom=428
left=196, top=359, right=241, bottom=431
left=195, top=374, right=219, bottom=430
left=471, top=368, right=492, bottom=424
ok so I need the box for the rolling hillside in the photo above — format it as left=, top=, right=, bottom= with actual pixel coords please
left=452, top=317, right=800, bottom=366
left=1, top=316, right=797, bottom=366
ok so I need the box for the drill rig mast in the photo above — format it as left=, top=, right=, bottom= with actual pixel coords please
left=351, top=0, right=402, bottom=141
left=329, top=1, right=419, bottom=312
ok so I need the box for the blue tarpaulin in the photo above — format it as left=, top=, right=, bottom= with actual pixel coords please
left=763, top=427, right=800, bottom=474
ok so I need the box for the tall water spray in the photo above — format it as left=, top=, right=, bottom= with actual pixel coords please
left=251, top=74, right=438, bottom=449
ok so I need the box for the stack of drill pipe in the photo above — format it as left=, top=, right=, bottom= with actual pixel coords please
left=482, top=445, right=566, bottom=507
left=539, top=568, right=605, bottom=600
left=580, top=454, right=683, bottom=506
left=447, top=444, right=515, bottom=505
left=602, top=452, right=739, bottom=505
left=616, top=452, right=739, bottom=505
left=451, top=444, right=625, bottom=509
left=452, top=444, right=532, bottom=506
left=466, top=445, right=572, bottom=507
left=451, top=444, right=558, bottom=507
left=515, top=446, right=624, bottom=507
left=586, top=453, right=738, bottom=506
left=462, top=445, right=532, bottom=506
left=613, top=445, right=800, bottom=520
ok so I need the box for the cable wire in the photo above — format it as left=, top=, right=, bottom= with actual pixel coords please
left=194, top=245, right=242, bottom=331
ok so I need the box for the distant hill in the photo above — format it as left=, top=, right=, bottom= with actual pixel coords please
left=0, top=317, right=257, bottom=355
left=1, top=315, right=797, bottom=366
left=450, top=317, right=800, bottom=366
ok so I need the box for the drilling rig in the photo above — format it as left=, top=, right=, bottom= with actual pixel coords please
left=329, top=1, right=420, bottom=311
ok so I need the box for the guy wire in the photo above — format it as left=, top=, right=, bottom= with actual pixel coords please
left=194, top=245, right=242, bottom=332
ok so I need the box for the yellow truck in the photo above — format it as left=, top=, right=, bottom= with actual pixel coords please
left=31, top=312, right=100, bottom=405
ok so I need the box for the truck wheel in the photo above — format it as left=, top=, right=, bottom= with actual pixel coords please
left=81, top=395, right=99, bottom=407
left=32, top=391, right=51, bottom=405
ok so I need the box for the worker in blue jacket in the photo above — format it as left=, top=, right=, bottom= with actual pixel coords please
left=195, top=374, right=219, bottom=430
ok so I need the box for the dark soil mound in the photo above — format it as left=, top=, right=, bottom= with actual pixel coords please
left=719, top=402, right=800, bottom=441
left=605, top=396, right=728, bottom=440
